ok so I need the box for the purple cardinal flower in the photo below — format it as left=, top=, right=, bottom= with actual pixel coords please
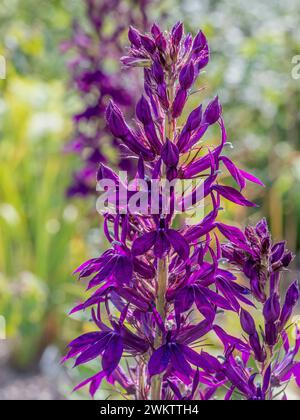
left=132, top=217, right=189, bottom=260
left=65, top=306, right=149, bottom=377
left=148, top=320, right=214, bottom=380
left=67, top=21, right=299, bottom=401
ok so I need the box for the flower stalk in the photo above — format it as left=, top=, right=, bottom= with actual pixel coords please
left=65, top=21, right=300, bottom=401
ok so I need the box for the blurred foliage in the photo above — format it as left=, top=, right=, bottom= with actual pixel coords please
left=0, top=0, right=94, bottom=369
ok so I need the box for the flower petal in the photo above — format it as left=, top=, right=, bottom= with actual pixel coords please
left=148, top=345, right=170, bottom=376
left=166, top=229, right=190, bottom=260
left=132, top=231, right=157, bottom=256
left=213, top=185, right=257, bottom=207
left=102, top=334, right=123, bottom=375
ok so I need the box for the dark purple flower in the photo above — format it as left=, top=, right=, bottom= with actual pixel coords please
left=132, top=218, right=189, bottom=260
left=67, top=20, right=299, bottom=401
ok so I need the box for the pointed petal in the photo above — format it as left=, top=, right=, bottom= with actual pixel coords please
left=114, top=256, right=133, bottom=283
left=213, top=185, right=257, bottom=207
left=148, top=345, right=170, bottom=376
left=74, top=335, right=111, bottom=367
left=166, top=229, right=190, bottom=260
left=170, top=344, right=192, bottom=378
left=221, top=156, right=246, bottom=190
left=102, top=335, right=123, bottom=375
left=132, top=231, right=157, bottom=256
left=153, top=231, right=171, bottom=258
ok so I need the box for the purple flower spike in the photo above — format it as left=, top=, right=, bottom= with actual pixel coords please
left=64, top=1, right=151, bottom=197
left=67, top=21, right=299, bottom=401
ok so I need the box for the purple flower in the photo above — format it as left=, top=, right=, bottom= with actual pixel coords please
left=66, top=21, right=299, bottom=401
left=132, top=218, right=189, bottom=260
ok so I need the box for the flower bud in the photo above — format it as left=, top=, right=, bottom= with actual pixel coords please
left=240, top=308, right=256, bottom=335
left=280, top=281, right=300, bottom=327
left=184, top=33, right=193, bottom=53
left=255, top=218, right=269, bottom=238
left=155, top=32, right=167, bottom=51
left=172, top=88, right=187, bottom=118
left=157, top=83, right=169, bottom=109
left=106, top=100, right=129, bottom=138
left=128, top=26, right=141, bottom=48
left=141, top=35, right=156, bottom=54
left=161, top=139, right=179, bottom=168
left=249, top=332, right=266, bottom=363
left=271, top=242, right=285, bottom=264
left=171, top=22, right=183, bottom=46
left=179, top=62, right=195, bottom=90
left=203, top=96, right=222, bottom=125
left=152, top=61, right=164, bottom=84
left=281, top=252, right=293, bottom=268
left=263, top=294, right=280, bottom=323
left=151, top=23, right=161, bottom=38
left=186, top=105, right=203, bottom=131
left=136, top=96, right=152, bottom=125
left=192, top=31, right=207, bottom=54
left=265, top=322, right=278, bottom=346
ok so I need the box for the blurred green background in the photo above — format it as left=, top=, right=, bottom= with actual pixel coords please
left=0, top=0, right=299, bottom=399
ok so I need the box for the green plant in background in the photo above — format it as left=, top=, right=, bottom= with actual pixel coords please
left=0, top=0, right=91, bottom=370
left=0, top=74, right=86, bottom=368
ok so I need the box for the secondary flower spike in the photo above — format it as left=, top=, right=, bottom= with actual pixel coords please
left=63, top=0, right=152, bottom=197
left=66, top=22, right=299, bottom=401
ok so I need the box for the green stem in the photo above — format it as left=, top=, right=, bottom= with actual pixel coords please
left=151, top=258, right=168, bottom=400
left=150, top=76, right=175, bottom=400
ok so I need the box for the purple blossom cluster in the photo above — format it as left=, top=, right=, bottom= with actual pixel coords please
left=62, top=0, right=151, bottom=197
left=65, top=22, right=300, bottom=400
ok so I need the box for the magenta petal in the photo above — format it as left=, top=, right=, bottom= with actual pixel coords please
left=216, top=222, right=253, bottom=254
left=69, top=332, right=105, bottom=348
left=221, top=156, right=246, bottom=190
left=175, top=287, right=195, bottom=313
left=213, top=185, right=257, bottom=207
left=239, top=169, right=265, bottom=187
left=194, top=288, right=215, bottom=322
left=165, top=229, right=190, bottom=260
left=132, top=231, right=157, bottom=256
left=153, top=231, right=171, bottom=258
left=73, top=371, right=105, bottom=397
left=181, top=346, right=214, bottom=372
left=74, top=335, right=111, bottom=367
left=170, top=344, right=192, bottom=378
left=148, top=345, right=170, bottom=376
left=114, top=256, right=133, bottom=283
left=293, top=364, right=300, bottom=388
left=133, top=257, right=155, bottom=279
left=102, top=335, right=123, bottom=375
left=201, top=287, right=233, bottom=311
